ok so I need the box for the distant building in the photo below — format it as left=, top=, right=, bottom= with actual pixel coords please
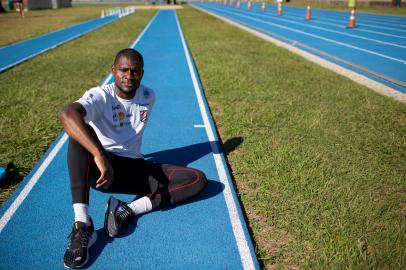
left=1, top=0, right=71, bottom=10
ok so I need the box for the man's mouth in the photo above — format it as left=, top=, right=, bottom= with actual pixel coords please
left=122, top=81, right=134, bottom=87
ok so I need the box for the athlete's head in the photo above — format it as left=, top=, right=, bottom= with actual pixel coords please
left=112, top=48, right=144, bottom=99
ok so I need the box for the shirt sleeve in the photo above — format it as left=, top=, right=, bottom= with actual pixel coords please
left=75, top=87, right=106, bottom=123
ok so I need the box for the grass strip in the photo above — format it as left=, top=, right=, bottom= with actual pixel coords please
left=0, top=5, right=134, bottom=47
left=0, top=10, right=156, bottom=206
left=178, top=6, right=406, bottom=269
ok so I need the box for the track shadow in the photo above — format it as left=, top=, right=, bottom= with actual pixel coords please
left=85, top=138, right=242, bottom=267
left=87, top=218, right=139, bottom=267
left=144, top=141, right=214, bottom=165
left=143, top=137, right=243, bottom=166
left=86, top=228, right=113, bottom=267
left=222, top=137, right=243, bottom=156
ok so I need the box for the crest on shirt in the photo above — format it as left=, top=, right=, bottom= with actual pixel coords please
left=140, top=110, right=148, bottom=122
left=118, top=112, right=126, bottom=121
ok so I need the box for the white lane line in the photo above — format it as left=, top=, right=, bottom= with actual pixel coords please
left=233, top=9, right=406, bottom=49
left=192, top=4, right=406, bottom=103
left=175, top=11, right=257, bottom=270
left=194, top=124, right=206, bottom=128
left=0, top=11, right=160, bottom=235
left=205, top=5, right=406, bottom=64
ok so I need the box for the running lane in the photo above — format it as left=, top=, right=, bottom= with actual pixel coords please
left=0, top=14, right=125, bottom=73
left=194, top=3, right=406, bottom=94
left=0, top=10, right=259, bottom=269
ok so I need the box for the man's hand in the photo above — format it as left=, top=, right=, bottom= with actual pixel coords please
left=94, top=154, right=114, bottom=189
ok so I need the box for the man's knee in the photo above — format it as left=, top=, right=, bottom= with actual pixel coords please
left=186, top=168, right=207, bottom=198
left=171, top=167, right=208, bottom=199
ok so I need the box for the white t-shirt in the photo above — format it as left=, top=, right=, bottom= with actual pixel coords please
left=76, top=83, right=155, bottom=159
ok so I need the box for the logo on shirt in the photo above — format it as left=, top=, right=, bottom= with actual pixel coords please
left=112, top=104, right=121, bottom=110
left=140, top=110, right=148, bottom=122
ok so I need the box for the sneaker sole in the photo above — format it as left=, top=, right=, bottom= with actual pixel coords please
left=104, top=196, right=119, bottom=237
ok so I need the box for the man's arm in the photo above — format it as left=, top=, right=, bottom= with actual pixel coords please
left=59, top=102, right=114, bottom=189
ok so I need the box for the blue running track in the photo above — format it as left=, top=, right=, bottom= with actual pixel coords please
left=0, top=15, right=121, bottom=73
left=193, top=3, right=406, bottom=94
left=0, top=10, right=259, bottom=270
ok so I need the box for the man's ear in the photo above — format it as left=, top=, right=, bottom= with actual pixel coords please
left=111, top=64, right=116, bottom=74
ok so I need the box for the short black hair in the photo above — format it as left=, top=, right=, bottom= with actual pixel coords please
left=114, top=48, right=144, bottom=67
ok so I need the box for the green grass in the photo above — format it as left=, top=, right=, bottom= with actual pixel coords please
left=0, top=9, right=157, bottom=205
left=178, top=6, right=406, bottom=269
left=0, top=5, right=135, bottom=47
left=0, top=4, right=405, bottom=269
left=284, top=1, right=406, bottom=16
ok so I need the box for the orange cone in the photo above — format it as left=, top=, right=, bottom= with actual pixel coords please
left=277, top=3, right=282, bottom=16
left=261, top=2, right=266, bottom=12
left=347, top=8, right=356, bottom=28
left=305, top=5, right=311, bottom=20
left=247, top=1, right=251, bottom=11
left=237, top=0, right=240, bottom=8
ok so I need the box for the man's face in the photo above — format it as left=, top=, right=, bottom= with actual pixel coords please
left=112, top=56, right=144, bottom=98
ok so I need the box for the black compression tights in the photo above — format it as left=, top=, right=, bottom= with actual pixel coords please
left=67, top=126, right=208, bottom=210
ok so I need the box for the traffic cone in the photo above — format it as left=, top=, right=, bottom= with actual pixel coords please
left=347, top=8, right=356, bottom=28
left=261, top=2, right=266, bottom=12
left=247, top=1, right=251, bottom=11
left=277, top=3, right=282, bottom=16
left=237, top=0, right=240, bottom=8
left=305, top=5, right=311, bottom=20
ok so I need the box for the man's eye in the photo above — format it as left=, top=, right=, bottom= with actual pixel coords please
left=119, top=68, right=140, bottom=75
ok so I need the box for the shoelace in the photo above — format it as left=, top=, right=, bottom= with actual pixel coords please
left=67, top=228, right=91, bottom=248
left=117, top=205, right=132, bottom=226
left=80, top=230, right=91, bottom=248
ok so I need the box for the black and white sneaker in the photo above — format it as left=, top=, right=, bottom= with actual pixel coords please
left=64, top=219, right=97, bottom=269
left=104, top=196, right=133, bottom=237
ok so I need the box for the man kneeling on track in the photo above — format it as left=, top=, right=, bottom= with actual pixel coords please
left=59, top=48, right=208, bottom=269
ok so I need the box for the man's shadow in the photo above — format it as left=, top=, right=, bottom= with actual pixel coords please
left=87, top=137, right=243, bottom=267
